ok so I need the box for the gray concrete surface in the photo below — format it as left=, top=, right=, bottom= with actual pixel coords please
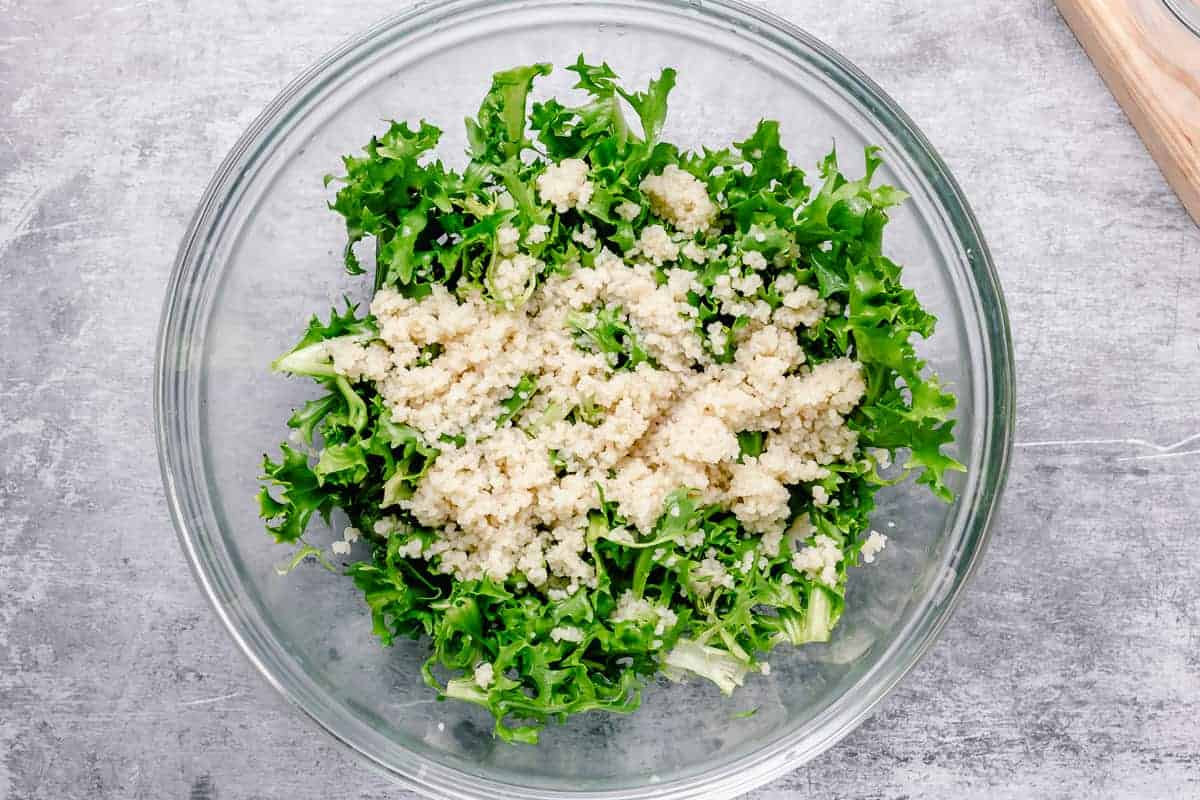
left=2, top=1, right=1198, bottom=798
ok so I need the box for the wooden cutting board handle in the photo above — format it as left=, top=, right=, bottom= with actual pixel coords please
left=1056, top=0, right=1200, bottom=224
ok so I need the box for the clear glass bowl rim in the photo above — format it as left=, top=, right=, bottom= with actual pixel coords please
left=1163, top=0, right=1200, bottom=36
left=154, top=1, right=1016, bottom=798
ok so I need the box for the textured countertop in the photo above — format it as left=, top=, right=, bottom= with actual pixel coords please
left=2, top=1, right=1198, bottom=798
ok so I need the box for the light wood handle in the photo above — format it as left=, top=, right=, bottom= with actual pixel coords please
left=1056, top=0, right=1200, bottom=224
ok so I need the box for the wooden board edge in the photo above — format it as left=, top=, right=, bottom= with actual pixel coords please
left=1055, top=0, right=1200, bottom=225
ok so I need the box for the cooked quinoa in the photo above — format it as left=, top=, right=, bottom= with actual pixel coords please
left=325, top=246, right=864, bottom=594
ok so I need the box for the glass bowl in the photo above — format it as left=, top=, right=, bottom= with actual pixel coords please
left=155, top=1, right=1014, bottom=798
